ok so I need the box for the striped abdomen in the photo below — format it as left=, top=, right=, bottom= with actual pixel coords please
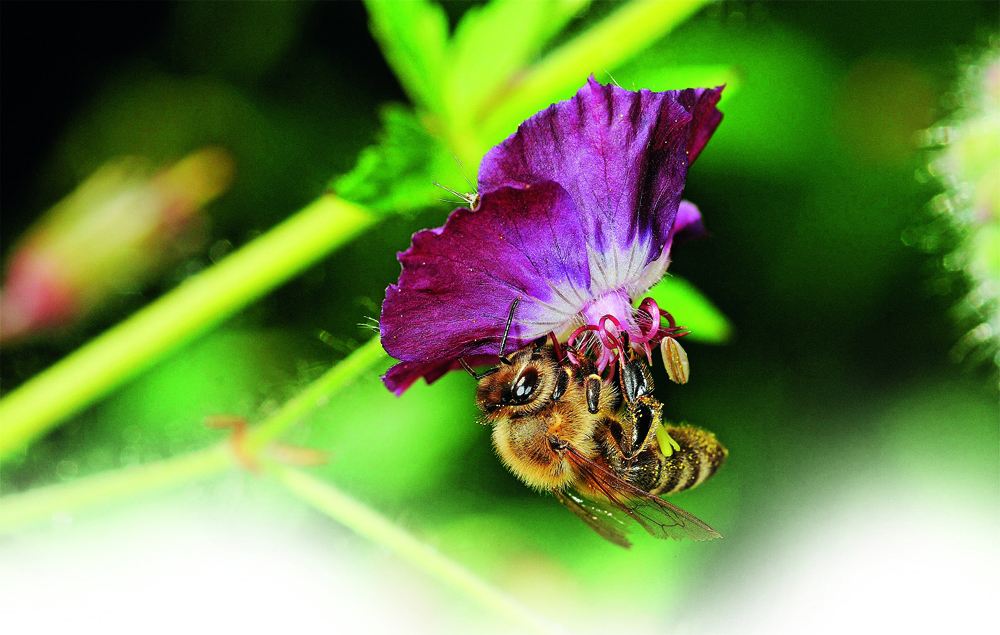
left=614, top=424, right=727, bottom=495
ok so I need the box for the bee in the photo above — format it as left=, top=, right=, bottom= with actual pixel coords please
left=466, top=334, right=727, bottom=548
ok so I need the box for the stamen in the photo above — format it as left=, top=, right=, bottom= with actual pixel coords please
left=630, top=297, right=661, bottom=344
left=547, top=331, right=564, bottom=362
left=597, top=315, right=632, bottom=375
left=661, top=335, right=690, bottom=384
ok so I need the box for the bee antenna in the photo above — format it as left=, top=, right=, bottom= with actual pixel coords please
left=459, top=357, right=499, bottom=381
left=497, top=297, right=520, bottom=365
left=457, top=296, right=521, bottom=380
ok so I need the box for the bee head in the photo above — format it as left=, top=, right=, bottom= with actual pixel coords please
left=475, top=347, right=560, bottom=416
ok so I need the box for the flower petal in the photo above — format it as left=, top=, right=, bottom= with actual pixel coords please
left=678, top=88, right=725, bottom=164
left=479, top=77, right=723, bottom=273
left=671, top=199, right=706, bottom=246
left=382, top=354, right=498, bottom=396
left=631, top=200, right=705, bottom=296
left=380, top=181, right=592, bottom=365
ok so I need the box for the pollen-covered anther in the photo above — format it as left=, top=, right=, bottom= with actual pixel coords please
left=661, top=336, right=691, bottom=384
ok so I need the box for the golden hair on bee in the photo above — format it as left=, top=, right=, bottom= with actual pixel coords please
left=477, top=343, right=620, bottom=491
left=459, top=300, right=727, bottom=546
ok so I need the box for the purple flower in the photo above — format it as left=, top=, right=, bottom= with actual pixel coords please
left=380, top=77, right=723, bottom=394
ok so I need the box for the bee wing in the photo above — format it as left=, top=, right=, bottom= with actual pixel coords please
left=554, top=489, right=634, bottom=548
left=566, top=446, right=722, bottom=542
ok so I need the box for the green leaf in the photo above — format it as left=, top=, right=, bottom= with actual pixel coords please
left=617, top=63, right=741, bottom=97
left=641, top=275, right=732, bottom=344
left=364, top=0, right=449, bottom=115
left=444, top=0, right=590, bottom=127
left=331, top=105, right=446, bottom=215
left=479, top=0, right=712, bottom=146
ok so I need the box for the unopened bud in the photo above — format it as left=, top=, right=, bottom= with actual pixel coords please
left=0, top=147, right=234, bottom=344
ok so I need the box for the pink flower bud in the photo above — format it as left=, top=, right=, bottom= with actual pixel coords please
left=0, top=147, right=235, bottom=344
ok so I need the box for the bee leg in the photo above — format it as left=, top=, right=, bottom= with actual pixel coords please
left=574, top=357, right=604, bottom=414
left=552, top=367, right=570, bottom=401
left=606, top=419, right=631, bottom=458
left=621, top=359, right=653, bottom=404
left=628, top=397, right=658, bottom=456
left=585, top=375, right=603, bottom=414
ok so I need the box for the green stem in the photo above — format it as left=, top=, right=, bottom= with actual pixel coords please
left=270, top=464, right=564, bottom=635
left=0, top=335, right=385, bottom=531
left=0, top=339, right=552, bottom=633
left=243, top=336, right=386, bottom=454
left=0, top=444, right=233, bottom=532
left=0, top=194, right=374, bottom=460
left=480, top=0, right=711, bottom=144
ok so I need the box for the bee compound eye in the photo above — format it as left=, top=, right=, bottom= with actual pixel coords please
left=508, top=368, right=539, bottom=405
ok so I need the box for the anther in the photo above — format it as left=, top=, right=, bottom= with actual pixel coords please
left=661, top=336, right=690, bottom=384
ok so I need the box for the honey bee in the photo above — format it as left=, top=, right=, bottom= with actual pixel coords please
left=468, top=338, right=727, bottom=547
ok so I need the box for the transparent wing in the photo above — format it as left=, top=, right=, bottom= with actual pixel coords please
left=565, top=446, right=722, bottom=542
left=554, top=489, right=634, bottom=548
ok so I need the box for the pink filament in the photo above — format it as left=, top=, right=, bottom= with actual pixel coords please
left=564, top=296, right=691, bottom=380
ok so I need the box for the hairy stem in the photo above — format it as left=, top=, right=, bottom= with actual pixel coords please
left=243, top=336, right=386, bottom=454
left=0, top=445, right=233, bottom=532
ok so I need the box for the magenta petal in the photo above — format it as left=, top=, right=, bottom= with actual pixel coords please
left=670, top=200, right=706, bottom=246
left=479, top=77, right=723, bottom=269
left=678, top=87, right=724, bottom=164
left=380, top=181, right=591, bottom=365
left=382, top=355, right=498, bottom=395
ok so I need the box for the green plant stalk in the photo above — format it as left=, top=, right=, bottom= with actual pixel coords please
left=480, top=0, right=711, bottom=144
left=0, top=338, right=553, bottom=633
left=0, top=194, right=374, bottom=460
left=270, top=464, right=564, bottom=635
left=243, top=336, right=386, bottom=455
left=0, top=444, right=233, bottom=532
left=0, top=335, right=385, bottom=531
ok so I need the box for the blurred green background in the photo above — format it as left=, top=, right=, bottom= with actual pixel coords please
left=1, top=2, right=997, bottom=633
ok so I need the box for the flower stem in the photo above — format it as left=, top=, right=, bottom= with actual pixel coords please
left=0, top=335, right=385, bottom=531
left=269, top=463, right=564, bottom=635
left=243, top=336, right=386, bottom=454
left=0, top=444, right=233, bottom=532
left=0, top=194, right=374, bottom=460
left=0, top=337, right=556, bottom=633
